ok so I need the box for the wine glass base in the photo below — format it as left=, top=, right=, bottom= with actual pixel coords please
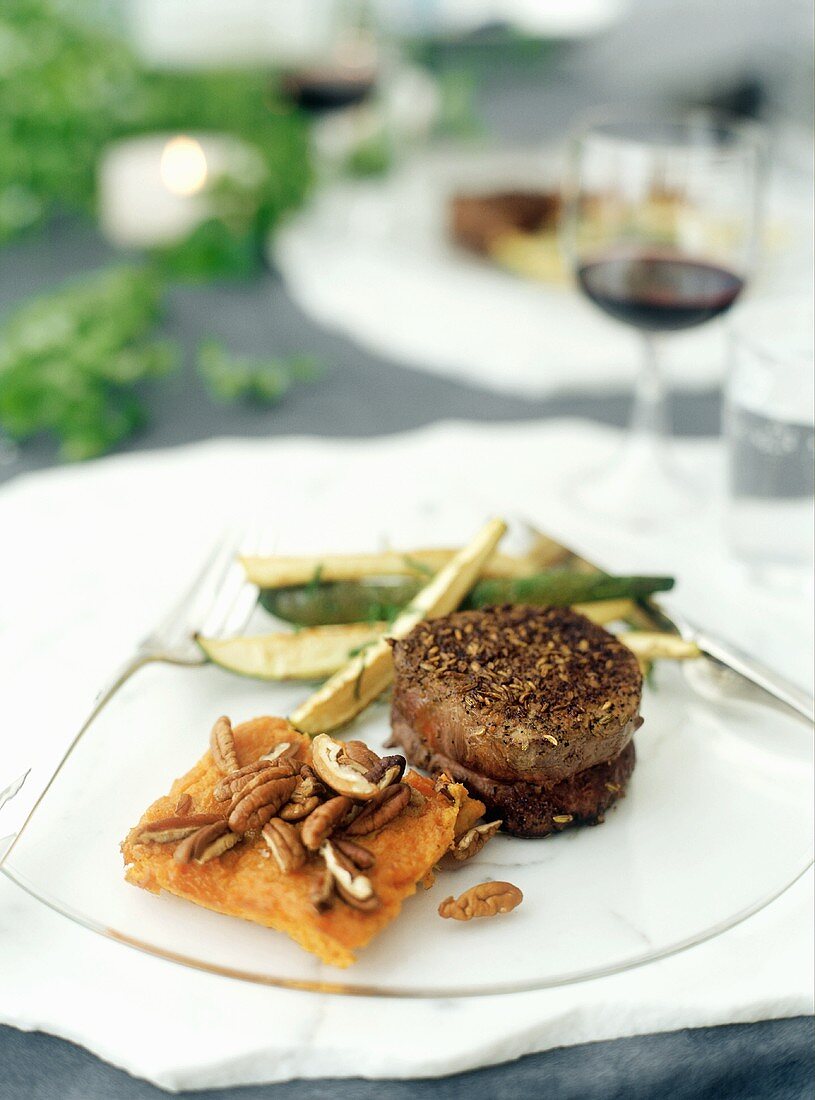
left=567, top=435, right=699, bottom=529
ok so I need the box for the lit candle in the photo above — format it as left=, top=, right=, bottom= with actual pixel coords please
left=97, top=132, right=262, bottom=249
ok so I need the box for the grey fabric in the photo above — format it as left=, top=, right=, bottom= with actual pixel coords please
left=0, top=219, right=720, bottom=488
left=1, top=1018, right=812, bottom=1099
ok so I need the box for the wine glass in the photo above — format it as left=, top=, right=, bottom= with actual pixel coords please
left=561, top=109, right=765, bottom=525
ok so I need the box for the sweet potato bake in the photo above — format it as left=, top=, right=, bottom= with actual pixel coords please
left=122, top=716, right=478, bottom=968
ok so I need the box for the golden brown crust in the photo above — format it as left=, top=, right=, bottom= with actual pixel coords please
left=121, top=717, right=464, bottom=968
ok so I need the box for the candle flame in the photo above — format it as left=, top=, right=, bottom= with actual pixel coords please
left=160, top=136, right=208, bottom=197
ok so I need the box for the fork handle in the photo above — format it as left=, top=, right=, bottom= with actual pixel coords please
left=0, top=651, right=155, bottom=866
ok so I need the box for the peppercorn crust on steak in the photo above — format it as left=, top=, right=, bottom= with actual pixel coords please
left=391, top=606, right=643, bottom=837
left=122, top=717, right=474, bottom=968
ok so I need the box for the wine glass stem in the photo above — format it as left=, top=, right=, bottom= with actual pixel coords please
left=628, top=334, right=669, bottom=454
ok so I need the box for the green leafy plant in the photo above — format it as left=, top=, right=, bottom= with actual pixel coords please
left=0, top=1, right=313, bottom=275
left=0, top=265, right=177, bottom=460
left=197, top=341, right=322, bottom=404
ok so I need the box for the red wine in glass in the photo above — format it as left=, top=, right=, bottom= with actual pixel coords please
left=281, top=70, right=376, bottom=113
left=577, top=252, right=745, bottom=332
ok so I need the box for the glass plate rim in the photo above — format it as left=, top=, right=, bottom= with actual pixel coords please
left=2, top=843, right=812, bottom=999
left=2, top=513, right=812, bottom=999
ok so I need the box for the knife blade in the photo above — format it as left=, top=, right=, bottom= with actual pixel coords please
left=523, top=520, right=814, bottom=728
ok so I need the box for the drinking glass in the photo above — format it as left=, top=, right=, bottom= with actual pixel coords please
left=725, top=297, right=814, bottom=588
left=561, top=110, right=764, bottom=525
left=278, top=0, right=381, bottom=115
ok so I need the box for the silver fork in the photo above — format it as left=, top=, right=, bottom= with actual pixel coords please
left=0, top=528, right=261, bottom=855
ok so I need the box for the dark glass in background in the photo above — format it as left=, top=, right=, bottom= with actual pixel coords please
left=561, top=110, right=764, bottom=525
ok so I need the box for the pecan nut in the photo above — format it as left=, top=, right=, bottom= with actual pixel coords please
left=310, top=864, right=335, bottom=912
left=448, top=820, right=502, bottom=862
left=258, top=741, right=301, bottom=766
left=279, top=795, right=321, bottom=822
left=262, top=818, right=307, bottom=873
left=174, top=820, right=240, bottom=864
left=214, top=761, right=296, bottom=802
left=332, top=837, right=376, bottom=870
left=277, top=764, right=326, bottom=819
left=365, top=754, right=406, bottom=790
left=209, top=715, right=238, bottom=774
left=228, top=775, right=296, bottom=835
left=174, top=793, right=193, bottom=815
left=311, top=734, right=380, bottom=800
left=343, top=782, right=410, bottom=836
left=321, top=840, right=379, bottom=912
left=134, top=813, right=223, bottom=844
left=339, top=740, right=381, bottom=773
left=438, top=881, right=523, bottom=921
left=300, top=795, right=353, bottom=850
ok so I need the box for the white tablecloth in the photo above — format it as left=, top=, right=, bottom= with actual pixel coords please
left=1, top=421, right=812, bottom=1090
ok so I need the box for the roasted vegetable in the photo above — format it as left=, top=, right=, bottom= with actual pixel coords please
left=467, top=571, right=674, bottom=608
left=196, top=622, right=388, bottom=681
left=260, top=573, right=674, bottom=627
left=618, top=632, right=701, bottom=662
left=260, top=581, right=420, bottom=626
left=200, top=597, right=647, bottom=684
left=243, top=547, right=537, bottom=589
left=289, top=518, right=508, bottom=736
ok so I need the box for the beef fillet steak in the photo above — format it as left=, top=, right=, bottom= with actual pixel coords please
left=390, top=605, right=643, bottom=837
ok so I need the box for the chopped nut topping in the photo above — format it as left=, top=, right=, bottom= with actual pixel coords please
left=278, top=764, right=325, bottom=818
left=300, top=795, right=354, bottom=851
left=321, top=840, right=379, bottom=912
left=310, top=864, right=335, bottom=912
left=258, top=742, right=300, bottom=765
left=343, top=782, right=410, bottom=836
left=552, top=814, right=574, bottom=824
left=449, top=820, right=502, bottom=862
left=209, top=716, right=238, bottom=774
left=214, top=761, right=297, bottom=803
left=339, top=740, right=381, bottom=773
left=134, top=813, right=223, bottom=844
left=332, top=837, right=376, bottom=870
left=365, top=754, right=406, bottom=790
left=311, top=734, right=380, bottom=800
left=228, top=774, right=297, bottom=835
left=438, top=881, right=523, bottom=921
left=173, top=820, right=239, bottom=864
left=279, top=795, right=321, bottom=822
left=262, top=818, right=307, bottom=873
left=174, top=793, right=193, bottom=815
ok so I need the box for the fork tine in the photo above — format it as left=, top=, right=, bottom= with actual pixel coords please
left=149, top=530, right=240, bottom=646
left=196, top=523, right=262, bottom=640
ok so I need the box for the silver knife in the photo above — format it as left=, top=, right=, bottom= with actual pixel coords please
left=523, top=521, right=814, bottom=728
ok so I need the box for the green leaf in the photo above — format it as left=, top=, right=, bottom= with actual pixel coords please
left=0, top=263, right=177, bottom=459
left=196, top=340, right=322, bottom=405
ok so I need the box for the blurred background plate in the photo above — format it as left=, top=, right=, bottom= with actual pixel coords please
left=272, top=144, right=813, bottom=397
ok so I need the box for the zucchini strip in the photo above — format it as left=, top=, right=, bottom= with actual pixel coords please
left=289, top=518, right=508, bottom=736
left=618, top=632, right=702, bottom=661
left=202, top=597, right=638, bottom=683
left=242, top=546, right=532, bottom=589
left=572, top=598, right=637, bottom=625
left=196, top=623, right=388, bottom=681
